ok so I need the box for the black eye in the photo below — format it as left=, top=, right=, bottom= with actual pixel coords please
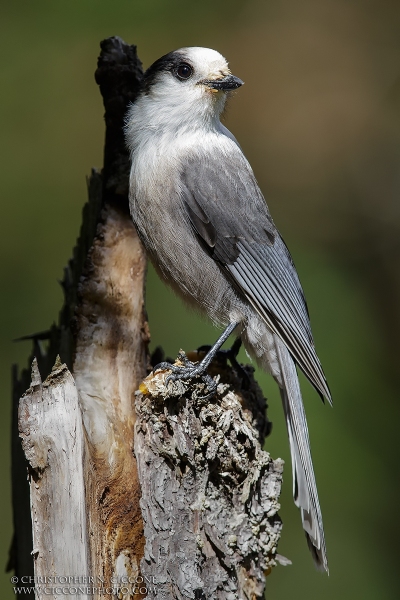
left=176, top=63, right=193, bottom=81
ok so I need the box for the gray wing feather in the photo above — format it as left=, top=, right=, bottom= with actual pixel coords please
left=180, top=147, right=331, bottom=402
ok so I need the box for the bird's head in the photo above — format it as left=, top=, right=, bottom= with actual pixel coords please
left=127, top=47, right=243, bottom=140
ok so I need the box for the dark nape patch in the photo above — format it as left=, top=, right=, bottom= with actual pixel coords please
left=142, top=50, right=188, bottom=93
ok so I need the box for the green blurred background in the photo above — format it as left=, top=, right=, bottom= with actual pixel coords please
left=1, top=0, right=400, bottom=598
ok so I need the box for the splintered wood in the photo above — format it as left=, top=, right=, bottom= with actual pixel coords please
left=73, top=201, right=148, bottom=588
left=19, top=359, right=89, bottom=599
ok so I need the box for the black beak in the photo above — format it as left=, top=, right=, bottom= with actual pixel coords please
left=202, top=74, right=244, bottom=91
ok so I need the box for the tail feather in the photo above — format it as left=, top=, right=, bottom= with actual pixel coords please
left=275, top=335, right=328, bottom=573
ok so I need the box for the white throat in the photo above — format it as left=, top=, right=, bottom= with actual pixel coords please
left=125, top=85, right=227, bottom=155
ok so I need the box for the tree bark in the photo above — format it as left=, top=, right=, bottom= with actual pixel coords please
left=10, top=37, right=284, bottom=600
left=135, top=358, right=283, bottom=599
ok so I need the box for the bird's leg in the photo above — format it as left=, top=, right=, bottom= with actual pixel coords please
left=154, top=321, right=239, bottom=398
left=225, top=338, right=250, bottom=385
left=198, top=336, right=250, bottom=388
left=197, top=337, right=242, bottom=370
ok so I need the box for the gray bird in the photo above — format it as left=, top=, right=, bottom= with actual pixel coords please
left=125, top=47, right=331, bottom=572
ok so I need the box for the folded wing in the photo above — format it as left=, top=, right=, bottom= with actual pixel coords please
left=179, top=144, right=331, bottom=402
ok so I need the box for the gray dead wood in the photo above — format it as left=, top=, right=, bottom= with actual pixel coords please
left=18, top=359, right=89, bottom=600
left=135, top=357, right=284, bottom=600
left=10, top=36, right=285, bottom=600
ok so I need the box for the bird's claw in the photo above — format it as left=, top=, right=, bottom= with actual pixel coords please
left=153, top=357, right=217, bottom=399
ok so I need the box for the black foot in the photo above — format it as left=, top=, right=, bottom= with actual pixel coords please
left=153, top=351, right=217, bottom=399
left=197, top=338, right=250, bottom=390
left=152, top=322, right=240, bottom=400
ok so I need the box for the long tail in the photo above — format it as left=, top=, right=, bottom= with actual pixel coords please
left=274, top=335, right=328, bottom=572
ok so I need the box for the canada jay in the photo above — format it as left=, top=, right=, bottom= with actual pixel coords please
left=125, top=47, right=331, bottom=572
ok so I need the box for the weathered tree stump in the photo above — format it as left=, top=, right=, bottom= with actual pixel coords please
left=10, top=36, right=147, bottom=600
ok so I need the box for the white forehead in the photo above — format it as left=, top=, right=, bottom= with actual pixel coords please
left=177, top=47, right=229, bottom=73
